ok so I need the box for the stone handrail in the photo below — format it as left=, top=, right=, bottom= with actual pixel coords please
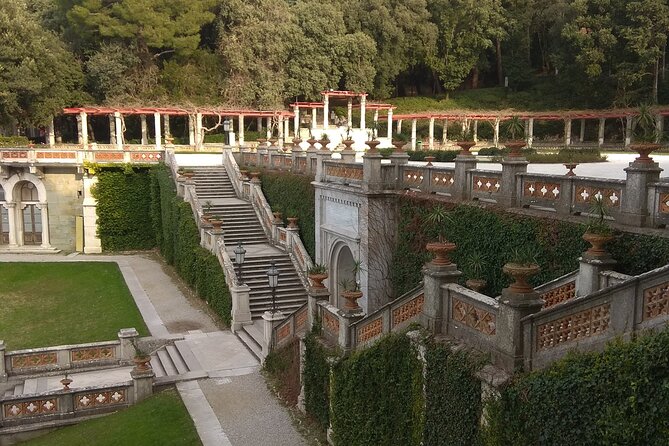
left=272, top=302, right=309, bottom=350
left=534, top=270, right=578, bottom=309
left=521, top=264, right=669, bottom=370
left=323, top=161, right=363, bottom=186
left=223, top=149, right=243, bottom=198
left=0, top=147, right=163, bottom=165
left=349, top=285, right=425, bottom=349
left=399, top=165, right=455, bottom=194
left=648, top=181, right=669, bottom=227
left=441, top=283, right=499, bottom=352
left=469, top=169, right=503, bottom=202
left=316, top=301, right=343, bottom=347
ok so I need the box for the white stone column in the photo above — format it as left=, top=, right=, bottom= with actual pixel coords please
left=411, top=119, right=417, bottom=150
left=114, top=112, right=123, bottom=150
left=564, top=119, right=572, bottom=146
left=195, top=113, right=204, bottom=149
left=360, top=96, right=366, bottom=130
left=656, top=114, right=664, bottom=143
left=3, top=203, right=17, bottom=247
left=323, top=94, right=329, bottom=129
left=293, top=106, right=300, bottom=138
left=188, top=115, right=195, bottom=146
left=473, top=120, right=478, bottom=143
left=387, top=110, right=393, bottom=140
left=442, top=119, right=448, bottom=143
left=266, top=117, right=272, bottom=140
left=397, top=119, right=403, bottom=134
left=347, top=98, right=353, bottom=126
left=77, top=112, right=88, bottom=147
left=580, top=118, right=586, bottom=143
left=163, top=115, right=171, bottom=138
left=526, top=118, right=534, bottom=148
left=238, top=115, right=245, bottom=146
left=140, top=114, right=148, bottom=145
left=82, top=175, right=102, bottom=253
left=598, top=118, right=605, bottom=146
left=373, top=109, right=379, bottom=136
left=47, top=118, right=55, bottom=147
left=278, top=115, right=284, bottom=148
left=153, top=113, right=162, bottom=150
left=257, top=116, right=263, bottom=132
left=428, top=117, right=435, bottom=149
left=625, top=116, right=632, bottom=147
left=493, top=118, right=500, bottom=147
left=37, top=202, right=51, bottom=248
left=311, top=108, right=317, bottom=131
left=283, top=118, right=290, bottom=144
left=109, top=115, right=116, bottom=145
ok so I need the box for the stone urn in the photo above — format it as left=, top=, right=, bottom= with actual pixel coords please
left=502, top=263, right=540, bottom=294
left=342, top=139, right=355, bottom=151
left=564, top=163, right=578, bottom=176
left=392, top=140, right=406, bottom=153
left=319, top=138, right=330, bottom=151
left=308, top=273, right=328, bottom=289
left=257, top=138, right=267, bottom=148
left=426, top=240, right=457, bottom=266
left=306, top=138, right=318, bottom=150
left=456, top=141, right=476, bottom=155
left=269, top=137, right=278, bottom=146
left=60, top=376, right=73, bottom=390
left=240, top=170, right=249, bottom=181
left=366, top=139, right=381, bottom=153
left=210, top=219, right=223, bottom=230
left=505, top=141, right=526, bottom=157
left=273, top=211, right=283, bottom=224
left=465, top=279, right=487, bottom=293
left=583, top=232, right=614, bottom=257
left=425, top=156, right=435, bottom=166
left=182, top=171, right=195, bottom=179
left=287, top=217, right=298, bottom=229
left=342, top=289, right=363, bottom=311
left=132, top=355, right=152, bottom=372
left=250, top=172, right=261, bottom=183
left=630, top=143, right=661, bottom=163
left=292, top=137, right=303, bottom=150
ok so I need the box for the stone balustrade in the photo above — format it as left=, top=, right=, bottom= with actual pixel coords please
left=0, top=147, right=163, bottom=166
left=272, top=303, right=309, bottom=350
left=534, top=271, right=579, bottom=309
left=441, top=283, right=499, bottom=351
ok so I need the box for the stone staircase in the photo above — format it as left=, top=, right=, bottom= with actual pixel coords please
left=150, top=340, right=204, bottom=381
left=193, top=167, right=237, bottom=199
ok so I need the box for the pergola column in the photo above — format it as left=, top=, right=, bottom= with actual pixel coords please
left=428, top=117, right=435, bottom=149
left=140, top=114, right=148, bottom=145
left=347, top=98, right=353, bottom=126
left=564, top=118, right=572, bottom=146
left=656, top=114, right=664, bottom=143
left=410, top=119, right=417, bottom=150
left=238, top=115, right=245, bottom=146
left=47, top=118, right=55, bottom=147
left=283, top=118, right=290, bottom=144
left=598, top=118, right=605, bottom=146
left=164, top=115, right=171, bottom=138
left=114, top=112, right=123, bottom=150
left=397, top=120, right=403, bottom=134
left=493, top=118, right=500, bottom=148
left=266, top=117, right=272, bottom=140
left=153, top=113, right=162, bottom=150
left=311, top=109, right=317, bottom=131
left=77, top=112, right=88, bottom=147
left=472, top=120, right=478, bottom=143
left=442, top=119, right=448, bottom=143
left=579, top=118, right=586, bottom=143
left=109, top=115, right=116, bottom=145
left=278, top=115, right=284, bottom=148
left=257, top=117, right=263, bottom=132
left=373, top=110, right=379, bottom=136
left=195, top=113, right=203, bottom=149
left=387, top=109, right=393, bottom=140
left=526, top=118, right=534, bottom=148
left=293, top=106, right=300, bottom=138
left=188, top=115, right=195, bottom=146
left=323, top=94, right=329, bottom=129
left=625, top=116, right=632, bottom=147
left=360, top=95, right=366, bottom=130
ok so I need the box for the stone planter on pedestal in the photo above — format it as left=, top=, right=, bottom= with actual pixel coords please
left=582, top=232, right=615, bottom=258
left=504, top=141, right=526, bottom=157
left=564, top=163, right=578, bottom=176
left=502, top=263, right=540, bottom=294
left=465, top=278, right=487, bottom=293
left=426, top=240, right=457, bottom=266
left=366, top=139, right=381, bottom=153
left=287, top=217, right=298, bottom=229
left=456, top=141, right=476, bottom=155
left=341, top=290, right=363, bottom=312
left=308, top=273, right=328, bottom=289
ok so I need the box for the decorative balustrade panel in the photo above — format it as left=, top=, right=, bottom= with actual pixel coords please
left=521, top=176, right=562, bottom=208
left=36, top=151, right=77, bottom=160
left=643, top=281, right=669, bottom=321
left=391, top=293, right=424, bottom=328
left=0, top=150, right=28, bottom=161
left=451, top=297, right=497, bottom=335
left=536, top=303, right=610, bottom=350
left=75, top=388, right=127, bottom=410
left=571, top=179, right=624, bottom=216
left=3, top=398, right=58, bottom=419
left=356, top=318, right=383, bottom=344
left=325, top=163, right=363, bottom=184
left=70, top=346, right=116, bottom=363
left=429, top=169, right=455, bottom=193
left=541, top=281, right=576, bottom=308
left=471, top=172, right=502, bottom=201
left=10, top=352, right=58, bottom=370
left=129, top=152, right=162, bottom=162
left=401, top=167, right=425, bottom=189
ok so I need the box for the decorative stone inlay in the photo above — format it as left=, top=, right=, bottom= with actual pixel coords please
left=357, top=318, right=383, bottom=343
left=273, top=157, right=282, bottom=167
left=130, top=152, right=161, bottom=161
left=94, top=152, right=124, bottom=161
left=575, top=186, right=621, bottom=207
left=11, top=352, right=58, bottom=369
left=279, top=231, right=287, bottom=242
left=36, top=151, right=76, bottom=159
left=262, top=155, right=269, bottom=165
left=1, top=151, right=28, bottom=159
left=295, top=307, right=308, bottom=332
left=3, top=399, right=58, bottom=418
left=430, top=173, right=454, bottom=188
left=659, top=193, right=669, bottom=214
left=473, top=176, right=501, bottom=194
left=537, top=303, right=610, bottom=350
left=285, top=158, right=293, bottom=167
left=70, top=346, right=116, bottom=363
left=277, top=323, right=291, bottom=341
left=326, top=165, right=363, bottom=180
left=524, top=181, right=560, bottom=200
left=323, top=311, right=340, bottom=335
left=541, top=281, right=576, bottom=308
left=392, top=294, right=424, bottom=327
left=643, top=281, right=669, bottom=320
left=297, top=158, right=307, bottom=171
left=452, top=298, right=496, bottom=335
left=243, top=153, right=255, bottom=165
left=403, top=169, right=424, bottom=186
left=75, top=389, right=126, bottom=410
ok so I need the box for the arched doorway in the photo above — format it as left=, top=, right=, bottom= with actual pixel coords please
left=333, top=243, right=357, bottom=309
left=16, top=181, right=42, bottom=245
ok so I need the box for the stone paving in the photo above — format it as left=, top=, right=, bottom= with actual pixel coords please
left=0, top=252, right=309, bottom=446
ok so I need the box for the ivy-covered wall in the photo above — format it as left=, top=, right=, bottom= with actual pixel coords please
left=303, top=332, right=332, bottom=432
left=92, top=167, right=155, bottom=251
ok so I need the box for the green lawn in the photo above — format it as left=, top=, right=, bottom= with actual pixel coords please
left=24, top=389, right=202, bottom=446
left=0, top=262, right=149, bottom=350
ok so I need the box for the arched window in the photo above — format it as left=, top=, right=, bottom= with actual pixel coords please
left=0, top=187, right=5, bottom=201
left=20, top=182, right=38, bottom=202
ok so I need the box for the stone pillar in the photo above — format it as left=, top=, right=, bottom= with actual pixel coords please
left=442, top=119, right=448, bottom=143
left=164, top=115, right=171, bottom=139
left=410, top=119, right=417, bottom=150
left=360, top=95, right=366, bottom=130
left=323, top=94, right=329, bottom=129
left=338, top=309, right=364, bottom=351
left=576, top=253, right=616, bottom=297
left=397, top=119, right=403, bottom=134
left=625, top=116, right=633, bottom=147
left=293, top=106, right=300, bottom=138
left=284, top=119, right=290, bottom=145
left=347, top=98, right=353, bottom=126
left=37, top=202, right=50, bottom=248
left=315, top=149, right=331, bottom=183
left=453, top=153, right=476, bottom=200
left=497, top=279, right=543, bottom=370
left=308, top=288, right=330, bottom=330
left=428, top=117, right=435, bottom=150
left=114, top=112, right=123, bottom=150
left=118, top=328, right=139, bottom=361
left=498, top=157, right=529, bottom=207
left=4, top=203, right=17, bottom=247
left=472, top=120, right=478, bottom=143
left=579, top=118, right=586, bottom=143
left=387, top=109, right=393, bottom=140
left=526, top=118, right=534, bottom=148
left=421, top=261, right=462, bottom=333
left=262, top=311, right=287, bottom=356
left=77, top=112, right=88, bottom=147
left=140, top=114, right=148, bottom=145
left=131, top=367, right=155, bottom=403
left=47, top=119, right=56, bottom=147
left=620, top=159, right=663, bottom=226
left=493, top=118, right=500, bottom=148
left=153, top=113, right=162, bottom=150
left=231, top=283, right=252, bottom=331
left=238, top=115, right=245, bottom=146
left=311, top=109, right=317, bottom=131
left=278, top=115, right=284, bottom=148
left=82, top=175, right=102, bottom=253
left=195, top=113, right=204, bottom=149
left=188, top=115, right=195, bottom=146
left=0, top=340, right=6, bottom=381
left=256, top=116, right=262, bottom=132
left=362, top=150, right=383, bottom=191
left=564, top=118, right=572, bottom=146
left=598, top=118, right=605, bottom=146
left=656, top=114, right=664, bottom=143
left=109, top=115, right=116, bottom=145
left=373, top=109, right=379, bottom=134
left=266, top=117, right=272, bottom=140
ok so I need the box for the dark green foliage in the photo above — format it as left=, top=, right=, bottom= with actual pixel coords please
left=485, top=328, right=669, bottom=445
left=330, top=332, right=424, bottom=446
left=424, top=344, right=483, bottom=446
left=379, top=149, right=458, bottom=162
left=254, top=169, right=316, bottom=258
left=303, top=333, right=332, bottom=431
left=0, top=136, right=30, bottom=146
left=264, top=339, right=301, bottom=405
left=92, top=168, right=155, bottom=251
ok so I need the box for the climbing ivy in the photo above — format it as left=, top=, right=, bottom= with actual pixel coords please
left=264, top=339, right=301, bottom=406
left=484, top=328, right=669, bottom=445
left=303, top=332, right=333, bottom=431
left=92, top=167, right=155, bottom=251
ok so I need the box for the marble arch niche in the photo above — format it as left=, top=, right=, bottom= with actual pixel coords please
left=330, top=241, right=359, bottom=310
left=3, top=172, right=50, bottom=248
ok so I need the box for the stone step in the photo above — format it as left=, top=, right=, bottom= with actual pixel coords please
left=166, top=345, right=189, bottom=375
left=174, top=340, right=203, bottom=372
left=150, top=355, right=167, bottom=378
left=236, top=325, right=264, bottom=360
left=22, top=379, right=37, bottom=395
left=157, top=349, right=178, bottom=376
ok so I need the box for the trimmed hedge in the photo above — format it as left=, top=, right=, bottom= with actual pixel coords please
left=303, top=332, right=332, bottom=431
left=263, top=339, right=301, bottom=406
left=92, top=167, right=155, bottom=251
left=379, top=149, right=458, bottom=162
left=484, top=328, right=669, bottom=445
